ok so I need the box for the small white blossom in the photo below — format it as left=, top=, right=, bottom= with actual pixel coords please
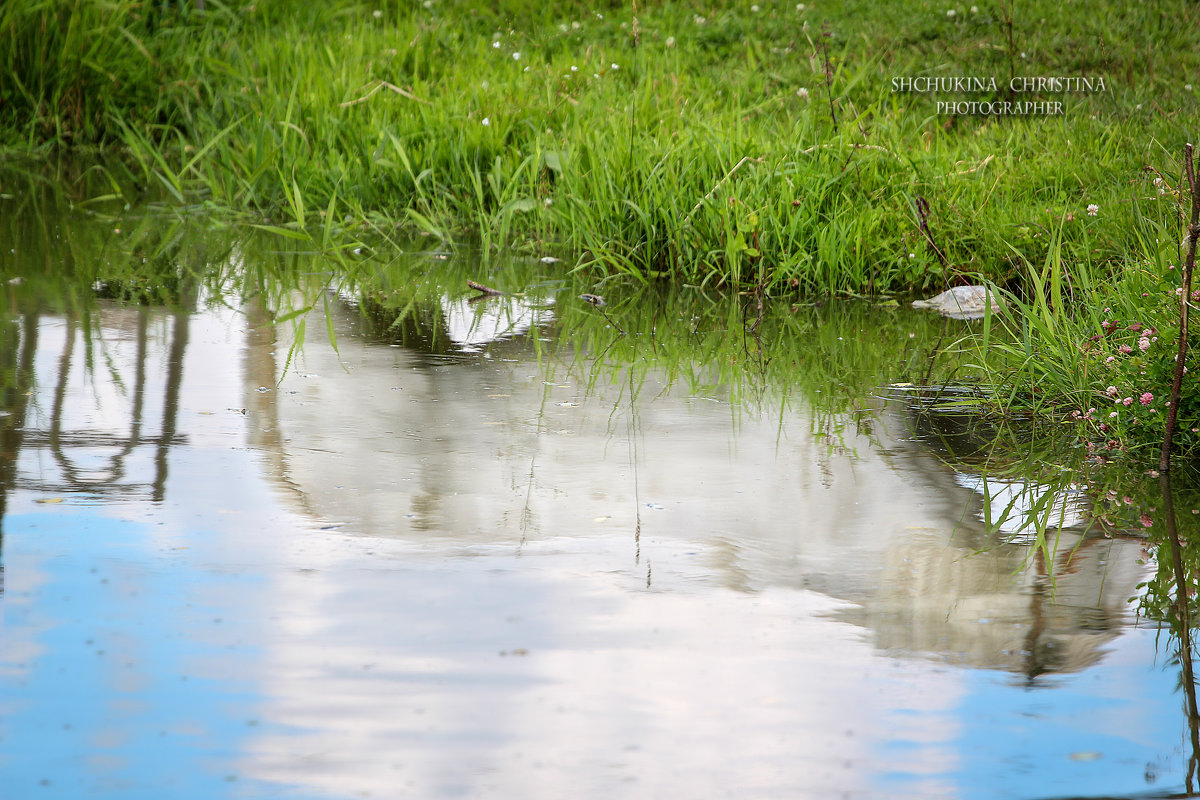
left=372, top=9, right=382, bottom=18
left=481, top=117, right=490, bottom=126
left=666, top=36, right=675, bottom=47
left=796, top=87, right=810, bottom=100
left=751, top=4, right=760, bottom=11
left=512, top=52, right=521, bottom=60
left=947, top=9, right=956, bottom=17
left=1087, top=203, right=1099, bottom=216
left=796, top=3, right=806, bottom=9
left=492, top=41, right=501, bottom=49
left=611, top=63, right=619, bottom=69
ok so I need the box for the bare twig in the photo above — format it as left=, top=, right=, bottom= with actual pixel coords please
left=1161, top=142, right=1200, bottom=474
left=682, top=156, right=763, bottom=225
left=467, top=279, right=505, bottom=296
left=914, top=195, right=950, bottom=268
left=797, top=142, right=896, bottom=157
left=942, top=154, right=995, bottom=177
left=581, top=294, right=625, bottom=335
left=339, top=80, right=429, bottom=108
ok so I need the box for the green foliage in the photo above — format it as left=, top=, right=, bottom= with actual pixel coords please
left=3, top=0, right=1199, bottom=293
left=970, top=160, right=1200, bottom=463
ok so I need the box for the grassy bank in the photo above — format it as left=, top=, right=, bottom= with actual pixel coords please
left=7, top=0, right=1200, bottom=468
left=3, top=0, right=1198, bottom=294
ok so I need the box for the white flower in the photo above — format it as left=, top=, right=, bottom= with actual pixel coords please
left=694, top=14, right=707, bottom=24
left=492, top=41, right=501, bottom=49
left=1087, top=203, right=1099, bottom=216
left=611, top=63, right=619, bottom=69
left=947, top=8, right=956, bottom=16
left=570, top=65, right=578, bottom=71
left=372, top=9, right=382, bottom=18
left=796, top=87, right=810, bottom=100
left=666, top=36, right=675, bottom=47
left=796, top=3, right=806, bottom=9
left=970, top=4, right=978, bottom=11
left=512, top=52, right=520, bottom=60
left=482, top=117, right=490, bottom=126
left=1188, top=84, right=1195, bottom=92
left=751, top=4, right=760, bottom=11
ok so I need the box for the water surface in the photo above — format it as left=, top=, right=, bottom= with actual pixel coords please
left=0, top=208, right=1194, bottom=799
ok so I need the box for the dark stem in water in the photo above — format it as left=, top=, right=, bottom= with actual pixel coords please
left=1159, top=468, right=1200, bottom=791
left=1161, top=143, right=1199, bottom=474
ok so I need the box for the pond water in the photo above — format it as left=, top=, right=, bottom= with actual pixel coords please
left=0, top=200, right=1197, bottom=799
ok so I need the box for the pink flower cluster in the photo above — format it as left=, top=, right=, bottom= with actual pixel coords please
left=1102, top=386, right=1155, bottom=409
left=1099, top=320, right=1158, bottom=359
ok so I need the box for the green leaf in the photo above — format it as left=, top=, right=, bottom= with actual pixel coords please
left=499, top=197, right=538, bottom=216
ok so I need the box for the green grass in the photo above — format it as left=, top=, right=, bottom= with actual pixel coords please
left=7, top=0, right=1200, bottom=469
left=3, top=0, right=1199, bottom=294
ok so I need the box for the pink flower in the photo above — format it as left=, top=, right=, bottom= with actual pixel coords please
left=1140, top=392, right=1154, bottom=405
left=1105, top=385, right=1119, bottom=397
left=1138, top=337, right=1151, bottom=351
left=1118, top=344, right=1133, bottom=354
left=1140, top=513, right=1154, bottom=528
left=1122, top=397, right=1133, bottom=406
